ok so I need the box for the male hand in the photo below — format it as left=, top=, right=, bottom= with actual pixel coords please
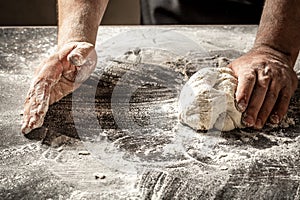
left=21, top=42, right=97, bottom=134
left=228, top=46, right=298, bottom=129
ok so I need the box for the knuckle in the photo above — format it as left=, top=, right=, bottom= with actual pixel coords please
left=291, top=72, right=298, bottom=89
left=266, top=91, right=277, bottom=99
left=83, top=42, right=94, bottom=49
left=262, top=65, right=271, bottom=75
left=280, top=92, right=291, bottom=103
left=244, top=73, right=256, bottom=83
left=259, top=76, right=270, bottom=88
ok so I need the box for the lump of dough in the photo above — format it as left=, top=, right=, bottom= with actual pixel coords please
left=178, top=67, right=243, bottom=131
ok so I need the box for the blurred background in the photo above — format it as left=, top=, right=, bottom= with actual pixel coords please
left=0, top=0, right=140, bottom=26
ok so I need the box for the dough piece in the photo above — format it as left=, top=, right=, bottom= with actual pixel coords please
left=178, top=67, right=243, bottom=131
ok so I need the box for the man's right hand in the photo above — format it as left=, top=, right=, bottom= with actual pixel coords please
left=21, top=42, right=97, bottom=134
left=229, top=46, right=298, bottom=129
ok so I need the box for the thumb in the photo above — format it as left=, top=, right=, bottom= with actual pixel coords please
left=63, top=42, right=97, bottom=84
left=66, top=42, right=96, bottom=66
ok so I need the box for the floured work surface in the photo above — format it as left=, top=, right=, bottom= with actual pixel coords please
left=1, top=26, right=300, bottom=199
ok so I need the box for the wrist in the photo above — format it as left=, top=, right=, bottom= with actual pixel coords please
left=58, top=36, right=95, bottom=50
left=251, top=44, right=296, bottom=68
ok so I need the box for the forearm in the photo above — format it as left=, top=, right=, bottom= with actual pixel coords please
left=254, top=0, right=300, bottom=66
left=57, top=0, right=108, bottom=48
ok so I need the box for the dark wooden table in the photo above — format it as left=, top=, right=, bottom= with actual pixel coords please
left=1, top=26, right=300, bottom=199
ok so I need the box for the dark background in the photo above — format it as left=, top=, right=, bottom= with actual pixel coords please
left=0, top=0, right=140, bottom=26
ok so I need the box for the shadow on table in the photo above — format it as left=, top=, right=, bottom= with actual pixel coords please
left=24, top=93, right=79, bottom=146
left=24, top=49, right=300, bottom=150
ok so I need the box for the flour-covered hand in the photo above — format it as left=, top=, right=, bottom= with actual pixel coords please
left=21, top=42, right=97, bottom=134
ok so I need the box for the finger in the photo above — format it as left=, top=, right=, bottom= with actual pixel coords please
left=21, top=107, right=32, bottom=134
left=48, top=80, right=81, bottom=105
left=65, top=51, right=97, bottom=84
left=67, top=42, right=95, bottom=66
left=63, top=43, right=97, bottom=83
left=74, top=50, right=97, bottom=83
left=22, top=84, right=48, bottom=134
left=269, top=89, right=292, bottom=124
left=21, top=79, right=51, bottom=134
left=22, top=81, right=39, bottom=134
left=49, top=83, right=64, bottom=105
left=242, top=68, right=271, bottom=127
left=25, top=81, right=50, bottom=134
left=254, top=80, right=280, bottom=129
left=235, top=71, right=256, bottom=112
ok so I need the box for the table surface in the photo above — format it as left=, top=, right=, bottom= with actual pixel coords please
left=1, top=26, right=300, bottom=200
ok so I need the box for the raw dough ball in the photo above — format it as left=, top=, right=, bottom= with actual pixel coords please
left=178, top=67, right=243, bottom=131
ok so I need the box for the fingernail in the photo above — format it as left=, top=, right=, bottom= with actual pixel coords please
left=255, top=118, right=263, bottom=129
left=21, top=125, right=30, bottom=134
left=237, top=100, right=247, bottom=112
left=242, top=113, right=255, bottom=127
left=270, top=114, right=280, bottom=124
